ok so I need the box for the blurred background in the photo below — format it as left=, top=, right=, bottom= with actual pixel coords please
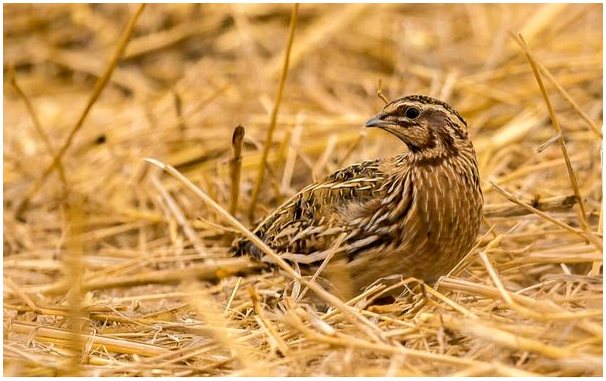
left=4, top=4, right=603, bottom=214
left=3, top=3, right=603, bottom=376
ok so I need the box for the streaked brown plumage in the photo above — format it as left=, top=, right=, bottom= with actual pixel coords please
left=234, top=95, right=483, bottom=297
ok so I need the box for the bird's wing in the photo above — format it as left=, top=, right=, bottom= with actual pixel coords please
left=234, top=158, right=391, bottom=264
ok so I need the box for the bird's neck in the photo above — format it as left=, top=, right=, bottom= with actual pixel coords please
left=392, top=141, right=474, bottom=166
left=391, top=143, right=480, bottom=189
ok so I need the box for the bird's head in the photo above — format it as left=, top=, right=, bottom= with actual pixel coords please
left=365, top=95, right=470, bottom=156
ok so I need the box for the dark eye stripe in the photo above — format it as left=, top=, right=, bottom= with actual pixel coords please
left=387, top=95, right=468, bottom=128
left=396, top=104, right=420, bottom=118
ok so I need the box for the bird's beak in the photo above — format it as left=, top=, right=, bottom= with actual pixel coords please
left=364, top=113, right=391, bottom=128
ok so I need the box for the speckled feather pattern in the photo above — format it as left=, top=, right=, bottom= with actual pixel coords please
left=234, top=95, right=483, bottom=295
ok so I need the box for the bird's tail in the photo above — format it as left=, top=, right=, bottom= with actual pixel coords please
left=231, top=235, right=264, bottom=261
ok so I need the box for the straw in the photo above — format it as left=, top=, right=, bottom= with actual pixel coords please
left=4, top=4, right=602, bottom=376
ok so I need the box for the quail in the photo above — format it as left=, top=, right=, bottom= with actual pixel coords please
left=234, top=95, right=483, bottom=297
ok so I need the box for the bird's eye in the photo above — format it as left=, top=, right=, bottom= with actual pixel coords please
left=405, top=107, right=420, bottom=119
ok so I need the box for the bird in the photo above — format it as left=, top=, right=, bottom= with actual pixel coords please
left=234, top=95, right=483, bottom=299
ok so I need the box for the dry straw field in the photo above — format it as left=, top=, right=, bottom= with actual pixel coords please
left=3, top=3, right=603, bottom=376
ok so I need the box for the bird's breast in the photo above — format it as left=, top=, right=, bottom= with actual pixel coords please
left=411, top=159, right=483, bottom=263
